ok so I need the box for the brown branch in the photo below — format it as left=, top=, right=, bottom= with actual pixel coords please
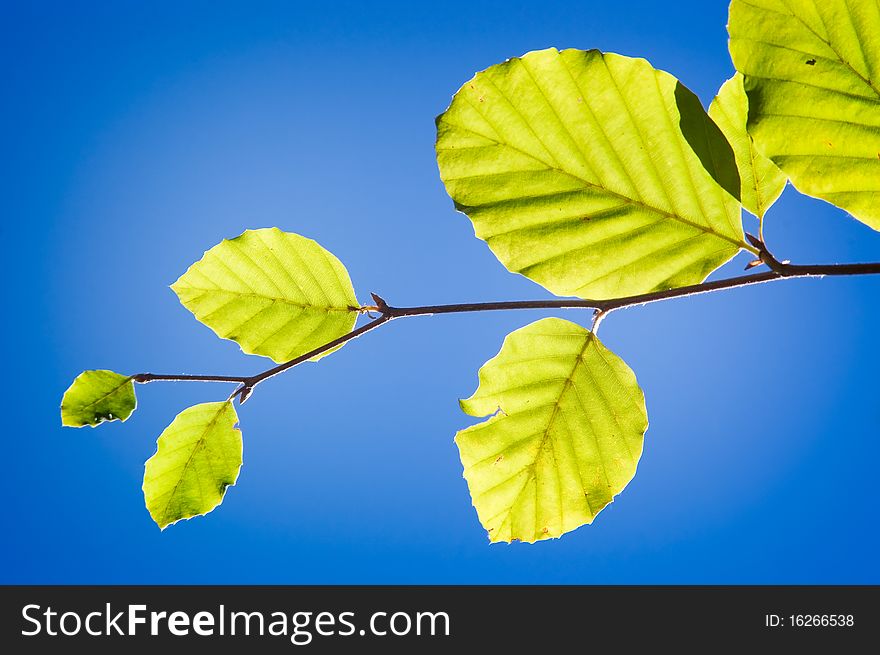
left=133, top=373, right=250, bottom=384
left=130, top=258, right=880, bottom=403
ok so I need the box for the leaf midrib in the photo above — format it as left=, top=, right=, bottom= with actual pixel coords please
left=158, top=404, right=232, bottom=525
left=78, top=377, right=133, bottom=412
left=175, top=285, right=357, bottom=313
left=439, top=117, right=749, bottom=251
left=739, top=0, right=880, bottom=100
left=495, top=333, right=597, bottom=537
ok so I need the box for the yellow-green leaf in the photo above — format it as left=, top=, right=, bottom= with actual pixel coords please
left=172, top=228, right=360, bottom=363
left=729, top=0, right=880, bottom=230
left=61, top=370, right=136, bottom=427
left=143, top=401, right=242, bottom=529
left=709, top=73, right=787, bottom=221
left=456, top=318, right=648, bottom=543
left=436, top=47, right=748, bottom=300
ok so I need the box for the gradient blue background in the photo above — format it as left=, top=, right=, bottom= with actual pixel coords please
left=3, top=0, right=878, bottom=584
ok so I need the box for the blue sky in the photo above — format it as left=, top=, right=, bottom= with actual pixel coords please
left=2, top=0, right=878, bottom=583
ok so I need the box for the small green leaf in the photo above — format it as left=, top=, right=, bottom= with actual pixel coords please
left=709, top=73, right=787, bottom=221
left=61, top=370, right=136, bottom=427
left=172, top=228, right=360, bottom=363
left=729, top=0, right=880, bottom=230
left=143, top=401, right=242, bottom=529
left=456, top=318, right=648, bottom=543
left=436, top=47, right=748, bottom=300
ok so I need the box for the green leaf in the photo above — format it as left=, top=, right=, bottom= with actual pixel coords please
left=143, top=401, right=242, bottom=529
left=172, top=228, right=360, bottom=363
left=436, top=47, right=748, bottom=300
left=729, top=0, right=880, bottom=230
left=61, top=370, right=136, bottom=428
left=708, top=73, right=787, bottom=221
left=455, top=318, right=648, bottom=543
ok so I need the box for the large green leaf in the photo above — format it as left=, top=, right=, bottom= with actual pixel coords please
left=709, top=73, right=787, bottom=221
left=143, top=401, right=242, bottom=529
left=456, top=318, right=648, bottom=543
left=729, top=0, right=880, bottom=230
left=436, top=47, right=749, bottom=299
left=61, top=370, right=136, bottom=428
left=172, top=228, right=360, bottom=363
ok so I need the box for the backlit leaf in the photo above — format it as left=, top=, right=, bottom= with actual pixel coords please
left=143, top=401, right=242, bottom=529
left=172, top=228, right=360, bottom=363
left=61, top=370, right=136, bottom=428
left=729, top=0, right=880, bottom=229
left=456, top=318, right=648, bottom=543
left=709, top=73, right=787, bottom=221
left=436, top=47, right=749, bottom=299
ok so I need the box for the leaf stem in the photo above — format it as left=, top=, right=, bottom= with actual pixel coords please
left=132, top=259, right=880, bottom=402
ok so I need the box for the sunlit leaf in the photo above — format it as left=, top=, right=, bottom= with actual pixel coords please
left=61, top=370, right=136, bottom=428
left=436, top=47, right=748, bottom=299
left=709, top=73, right=787, bottom=221
left=729, top=0, right=880, bottom=230
left=456, top=318, right=648, bottom=543
left=143, top=401, right=242, bottom=529
left=172, top=228, right=360, bottom=363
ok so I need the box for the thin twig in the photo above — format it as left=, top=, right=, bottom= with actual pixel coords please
left=133, top=373, right=250, bottom=384
left=229, top=314, right=393, bottom=402
left=131, top=259, right=880, bottom=402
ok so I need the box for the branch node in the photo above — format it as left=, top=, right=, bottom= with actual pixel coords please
left=744, top=232, right=764, bottom=250
left=230, top=383, right=254, bottom=404
left=746, top=232, right=788, bottom=274
left=759, top=250, right=787, bottom=274
left=370, top=292, right=393, bottom=316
